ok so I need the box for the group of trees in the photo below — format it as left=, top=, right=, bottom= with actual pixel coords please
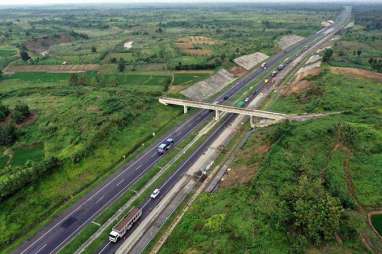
left=282, top=175, right=344, bottom=249
left=0, top=103, right=31, bottom=146
left=0, top=157, right=62, bottom=201
left=368, top=57, right=382, bottom=72
left=322, top=48, right=333, bottom=62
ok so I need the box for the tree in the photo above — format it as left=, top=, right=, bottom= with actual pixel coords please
left=20, top=50, right=30, bottom=62
left=69, top=73, right=79, bottom=86
left=91, top=46, right=97, bottom=53
left=322, top=48, right=333, bottom=63
left=0, top=70, right=2, bottom=79
left=282, top=175, right=343, bottom=245
left=118, top=58, right=126, bottom=72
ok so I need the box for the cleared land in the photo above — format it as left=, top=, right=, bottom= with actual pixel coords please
left=330, top=66, right=382, bottom=82
left=4, top=64, right=100, bottom=74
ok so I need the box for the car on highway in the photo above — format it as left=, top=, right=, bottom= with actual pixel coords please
left=264, top=79, right=269, bottom=84
left=244, top=97, right=250, bottom=102
left=157, top=138, right=174, bottom=154
left=271, top=70, right=278, bottom=77
left=261, top=62, right=267, bottom=69
left=150, top=188, right=160, bottom=199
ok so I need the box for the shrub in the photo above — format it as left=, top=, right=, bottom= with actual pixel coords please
left=0, top=123, right=16, bottom=145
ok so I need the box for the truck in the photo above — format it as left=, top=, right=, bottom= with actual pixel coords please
left=109, top=207, right=142, bottom=243
left=157, top=138, right=174, bottom=154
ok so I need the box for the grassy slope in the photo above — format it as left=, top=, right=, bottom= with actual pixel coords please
left=0, top=71, right=189, bottom=251
left=159, top=69, right=382, bottom=253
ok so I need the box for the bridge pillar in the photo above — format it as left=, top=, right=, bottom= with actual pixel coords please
left=183, top=105, right=188, bottom=114
left=250, top=116, right=255, bottom=128
left=215, top=110, right=220, bottom=121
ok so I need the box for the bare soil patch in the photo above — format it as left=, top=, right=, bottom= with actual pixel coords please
left=229, top=66, right=248, bottom=77
left=5, top=64, right=99, bottom=74
left=281, top=80, right=313, bottom=96
left=15, top=112, right=37, bottom=128
left=330, top=67, right=382, bottom=83
left=221, top=165, right=257, bottom=188
left=176, top=36, right=218, bottom=57
left=25, top=33, right=72, bottom=54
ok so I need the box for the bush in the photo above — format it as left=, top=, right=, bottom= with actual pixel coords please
left=0, top=103, right=10, bottom=120
left=13, top=103, right=30, bottom=124
left=0, top=157, right=62, bottom=201
left=0, top=124, right=16, bottom=145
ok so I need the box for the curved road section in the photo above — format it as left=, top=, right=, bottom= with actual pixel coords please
left=14, top=7, right=350, bottom=254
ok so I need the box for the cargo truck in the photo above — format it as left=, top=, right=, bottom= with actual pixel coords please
left=109, top=207, right=142, bottom=243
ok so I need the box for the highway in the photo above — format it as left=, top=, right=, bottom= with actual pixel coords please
left=14, top=7, right=351, bottom=254
left=97, top=7, right=352, bottom=254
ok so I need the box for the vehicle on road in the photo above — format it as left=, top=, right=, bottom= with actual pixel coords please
left=277, top=64, right=285, bottom=71
left=151, top=188, right=160, bottom=199
left=264, top=79, right=269, bottom=84
left=261, top=62, right=267, bottom=69
left=244, top=97, right=250, bottom=102
left=109, top=207, right=142, bottom=243
left=271, top=70, right=278, bottom=77
left=157, top=138, right=174, bottom=154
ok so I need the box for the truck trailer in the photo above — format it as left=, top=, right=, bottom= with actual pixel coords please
left=109, top=207, right=142, bottom=243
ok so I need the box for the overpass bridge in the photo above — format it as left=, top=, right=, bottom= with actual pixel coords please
left=159, top=97, right=288, bottom=128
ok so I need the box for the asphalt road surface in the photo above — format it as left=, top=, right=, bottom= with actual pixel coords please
left=15, top=7, right=350, bottom=254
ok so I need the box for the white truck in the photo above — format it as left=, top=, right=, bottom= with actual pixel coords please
left=109, top=207, right=142, bottom=243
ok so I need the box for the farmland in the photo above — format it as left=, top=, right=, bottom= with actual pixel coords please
left=0, top=3, right=345, bottom=253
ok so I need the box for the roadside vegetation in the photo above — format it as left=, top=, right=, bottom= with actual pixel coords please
left=329, top=5, right=382, bottom=72
left=160, top=65, right=382, bottom=254
left=0, top=3, right=345, bottom=252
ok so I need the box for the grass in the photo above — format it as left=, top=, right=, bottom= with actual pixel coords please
left=159, top=69, right=382, bottom=253
left=11, top=143, right=44, bottom=167
left=371, top=214, right=382, bottom=236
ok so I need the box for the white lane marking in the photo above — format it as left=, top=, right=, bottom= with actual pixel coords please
left=91, top=221, right=101, bottom=227
left=116, top=179, right=125, bottom=186
left=98, top=241, right=111, bottom=254
left=22, top=111, right=203, bottom=254
left=95, top=195, right=104, bottom=204
left=34, top=244, right=47, bottom=254
left=49, top=157, right=161, bottom=254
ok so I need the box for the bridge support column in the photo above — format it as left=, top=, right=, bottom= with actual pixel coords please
left=250, top=116, right=256, bottom=128
left=183, top=105, right=188, bottom=114
left=215, top=110, right=220, bottom=121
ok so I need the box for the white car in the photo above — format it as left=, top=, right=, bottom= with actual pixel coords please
left=150, top=188, right=160, bottom=199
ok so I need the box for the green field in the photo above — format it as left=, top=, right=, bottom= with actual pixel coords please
left=371, top=214, right=382, bottom=236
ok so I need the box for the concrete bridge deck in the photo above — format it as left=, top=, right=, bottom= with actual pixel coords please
left=159, top=97, right=288, bottom=121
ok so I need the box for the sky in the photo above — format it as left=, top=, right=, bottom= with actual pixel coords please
left=0, top=0, right=380, bottom=6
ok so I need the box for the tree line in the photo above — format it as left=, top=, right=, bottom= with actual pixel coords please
left=0, top=103, right=31, bottom=146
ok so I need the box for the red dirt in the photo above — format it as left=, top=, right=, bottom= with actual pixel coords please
left=16, top=112, right=37, bottom=128
left=229, top=66, right=248, bottom=77
left=330, top=67, right=382, bottom=83
left=281, top=80, right=313, bottom=96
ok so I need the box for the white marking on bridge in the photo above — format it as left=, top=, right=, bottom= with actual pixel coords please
left=116, top=179, right=125, bottom=186
left=95, top=195, right=104, bottom=204
left=34, top=244, right=47, bottom=254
